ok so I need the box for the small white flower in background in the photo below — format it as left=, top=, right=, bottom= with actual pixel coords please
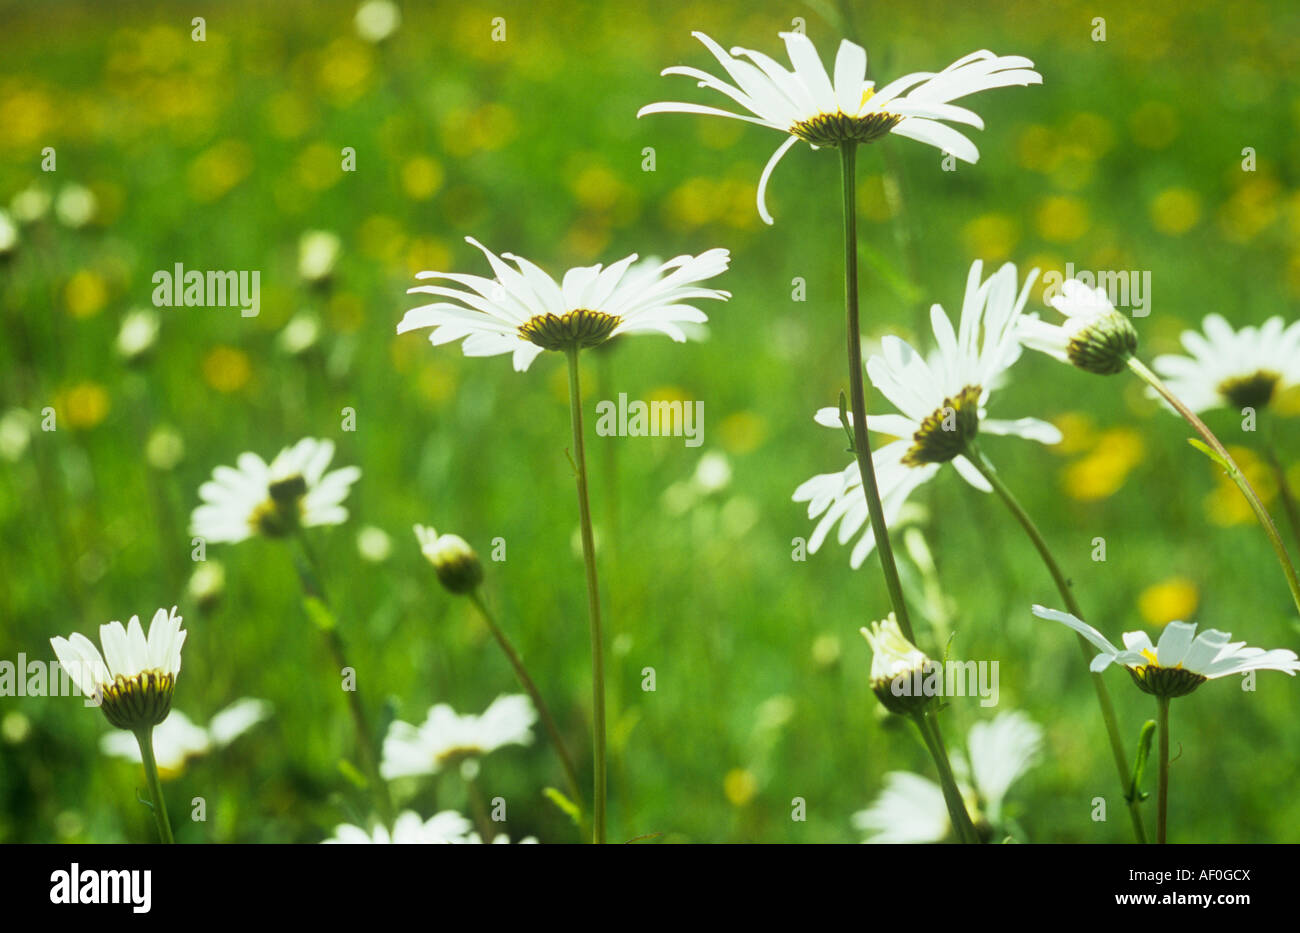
left=0, top=408, right=34, bottom=462
left=354, top=0, right=401, bottom=44
left=1018, top=279, right=1138, bottom=375
left=356, top=525, right=393, bottom=563
left=693, top=451, right=732, bottom=493
left=186, top=559, right=226, bottom=611
left=54, top=184, right=97, bottom=229
left=795, top=262, right=1060, bottom=568
left=397, top=238, right=730, bottom=372
left=100, top=699, right=271, bottom=774
left=1033, top=605, right=1300, bottom=698
left=852, top=711, right=1042, bottom=843
left=145, top=424, right=185, bottom=471
left=464, top=831, right=540, bottom=844
left=0, top=209, right=17, bottom=256
left=1151, top=314, right=1300, bottom=414
left=638, top=32, right=1040, bottom=223
left=380, top=694, right=536, bottom=780
left=278, top=312, right=322, bottom=356
left=298, top=230, right=341, bottom=284
left=190, top=437, right=361, bottom=544
left=10, top=186, right=51, bottom=224
left=323, top=810, right=474, bottom=844
left=414, top=524, right=483, bottom=594
left=115, top=307, right=161, bottom=363
left=50, top=607, right=187, bottom=731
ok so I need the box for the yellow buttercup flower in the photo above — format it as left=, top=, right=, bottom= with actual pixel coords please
left=202, top=346, right=252, bottom=393
left=723, top=768, right=758, bottom=807
left=1138, top=578, right=1199, bottom=626
left=57, top=382, right=110, bottom=430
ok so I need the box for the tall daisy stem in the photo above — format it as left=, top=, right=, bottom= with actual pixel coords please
left=133, top=727, right=174, bottom=844
left=911, top=711, right=980, bottom=844
left=840, top=144, right=974, bottom=843
left=1128, top=357, right=1300, bottom=618
left=1156, top=695, right=1170, bottom=845
left=564, top=347, right=607, bottom=844
left=966, top=444, right=1148, bottom=844
left=294, top=531, right=393, bottom=827
left=839, top=142, right=915, bottom=643
left=467, top=590, right=587, bottom=832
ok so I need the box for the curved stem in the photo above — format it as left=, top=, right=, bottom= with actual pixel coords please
left=1129, top=356, right=1300, bottom=617
left=912, top=711, right=981, bottom=844
left=467, top=590, right=587, bottom=833
left=966, top=444, right=1148, bottom=843
left=1156, top=696, right=1170, bottom=844
left=134, top=728, right=174, bottom=844
left=293, top=531, right=393, bottom=827
left=564, top=347, right=607, bottom=844
left=839, top=143, right=915, bottom=642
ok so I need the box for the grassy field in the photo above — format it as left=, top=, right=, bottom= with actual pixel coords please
left=2, top=0, right=1300, bottom=843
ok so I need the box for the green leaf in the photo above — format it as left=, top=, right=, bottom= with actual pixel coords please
left=1127, top=720, right=1157, bottom=803
left=1186, top=438, right=1236, bottom=475
left=543, top=787, right=581, bottom=827
left=337, top=758, right=368, bottom=790
left=303, top=595, right=337, bottom=632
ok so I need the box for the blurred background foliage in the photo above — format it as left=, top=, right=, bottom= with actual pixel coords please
left=2, top=0, right=1300, bottom=843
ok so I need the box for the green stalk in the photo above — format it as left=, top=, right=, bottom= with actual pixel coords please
left=294, top=530, right=393, bottom=827
left=1155, top=696, right=1170, bottom=844
left=1129, top=357, right=1300, bottom=618
left=133, top=727, right=174, bottom=844
left=467, top=590, right=587, bottom=834
left=966, top=444, right=1148, bottom=843
left=839, top=143, right=915, bottom=642
left=564, top=347, right=607, bottom=844
left=912, top=711, right=980, bottom=844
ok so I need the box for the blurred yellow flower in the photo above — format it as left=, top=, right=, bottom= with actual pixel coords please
left=65, top=270, right=108, bottom=318
left=961, top=213, right=1019, bottom=262
left=1, top=87, right=54, bottom=149
left=296, top=142, right=342, bottom=192
left=1015, top=124, right=1058, bottom=173
left=202, top=346, right=252, bottom=393
left=1035, top=195, right=1089, bottom=243
left=1050, top=412, right=1097, bottom=455
left=1149, top=187, right=1202, bottom=235
left=188, top=140, right=253, bottom=202
left=401, top=156, right=444, bottom=201
left=318, top=38, right=374, bottom=104
left=1218, top=176, right=1281, bottom=243
left=665, top=177, right=721, bottom=229
left=1129, top=101, right=1179, bottom=149
left=1062, top=428, right=1145, bottom=501
left=1138, top=578, right=1199, bottom=626
left=406, top=236, right=451, bottom=276
left=719, top=411, right=766, bottom=455
left=723, top=768, right=758, bottom=807
left=1205, top=445, right=1275, bottom=526
left=57, top=382, right=110, bottom=430
left=570, top=163, right=623, bottom=212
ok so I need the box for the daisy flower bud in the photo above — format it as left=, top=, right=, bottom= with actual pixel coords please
left=50, top=607, right=187, bottom=732
left=861, top=613, right=936, bottom=714
left=414, top=524, right=483, bottom=594
left=1019, top=280, right=1137, bottom=375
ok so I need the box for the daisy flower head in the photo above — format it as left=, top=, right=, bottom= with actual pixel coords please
left=414, top=524, right=483, bottom=595
left=322, top=810, right=474, bottom=844
left=1033, top=605, right=1300, bottom=699
left=1018, top=279, right=1139, bottom=375
left=853, top=711, right=1042, bottom=843
left=861, top=612, right=934, bottom=714
left=50, top=606, right=187, bottom=731
left=190, top=438, right=361, bottom=544
left=794, top=261, right=1061, bottom=567
left=380, top=694, right=536, bottom=780
left=398, top=238, right=730, bottom=372
left=1151, top=314, right=1300, bottom=414
left=638, top=32, right=1041, bottom=224
left=99, top=698, right=271, bottom=774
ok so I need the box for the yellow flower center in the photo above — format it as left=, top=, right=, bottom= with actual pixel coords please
left=789, top=92, right=903, bottom=148
left=902, top=385, right=982, bottom=466
left=518, top=309, right=621, bottom=352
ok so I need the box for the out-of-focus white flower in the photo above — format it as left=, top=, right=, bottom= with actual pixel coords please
left=322, top=809, right=475, bottom=844
left=99, top=699, right=271, bottom=774
left=0, top=409, right=34, bottom=462
left=116, top=308, right=161, bottom=363
left=54, top=184, right=97, bottom=229
left=279, top=312, right=322, bottom=355
left=0, top=209, right=17, bottom=255
left=354, top=0, right=401, bottom=43
left=145, top=425, right=185, bottom=471
left=10, top=186, right=51, bottom=224
left=357, top=525, right=393, bottom=563
left=380, top=695, right=536, bottom=780
left=298, top=230, right=341, bottom=284
left=1151, top=314, right=1300, bottom=414
left=186, top=559, right=226, bottom=610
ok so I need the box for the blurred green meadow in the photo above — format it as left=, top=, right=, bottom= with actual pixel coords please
left=2, top=0, right=1300, bottom=843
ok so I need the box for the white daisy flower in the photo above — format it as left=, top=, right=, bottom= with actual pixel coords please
left=638, top=32, right=1041, bottom=224
left=794, top=261, right=1061, bottom=567
left=1018, top=279, right=1138, bottom=375
left=380, top=694, right=536, bottom=780
left=322, top=809, right=474, bottom=844
left=861, top=612, right=934, bottom=714
left=414, top=524, right=483, bottom=594
left=463, top=831, right=540, bottom=845
left=99, top=699, right=272, bottom=773
left=1033, top=605, right=1300, bottom=698
left=50, top=606, right=187, bottom=731
left=190, top=438, right=361, bottom=544
left=852, top=711, right=1042, bottom=843
left=1151, top=314, right=1300, bottom=414
left=397, top=238, right=730, bottom=372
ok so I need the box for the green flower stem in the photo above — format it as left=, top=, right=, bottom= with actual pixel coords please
left=1128, top=356, right=1300, bottom=618
left=133, top=727, right=174, bottom=844
left=294, top=530, right=394, bottom=827
left=839, top=142, right=915, bottom=643
left=1156, top=695, right=1171, bottom=845
left=966, top=444, right=1148, bottom=844
left=910, top=711, right=980, bottom=844
left=467, top=590, right=587, bottom=834
left=564, top=347, right=607, bottom=844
